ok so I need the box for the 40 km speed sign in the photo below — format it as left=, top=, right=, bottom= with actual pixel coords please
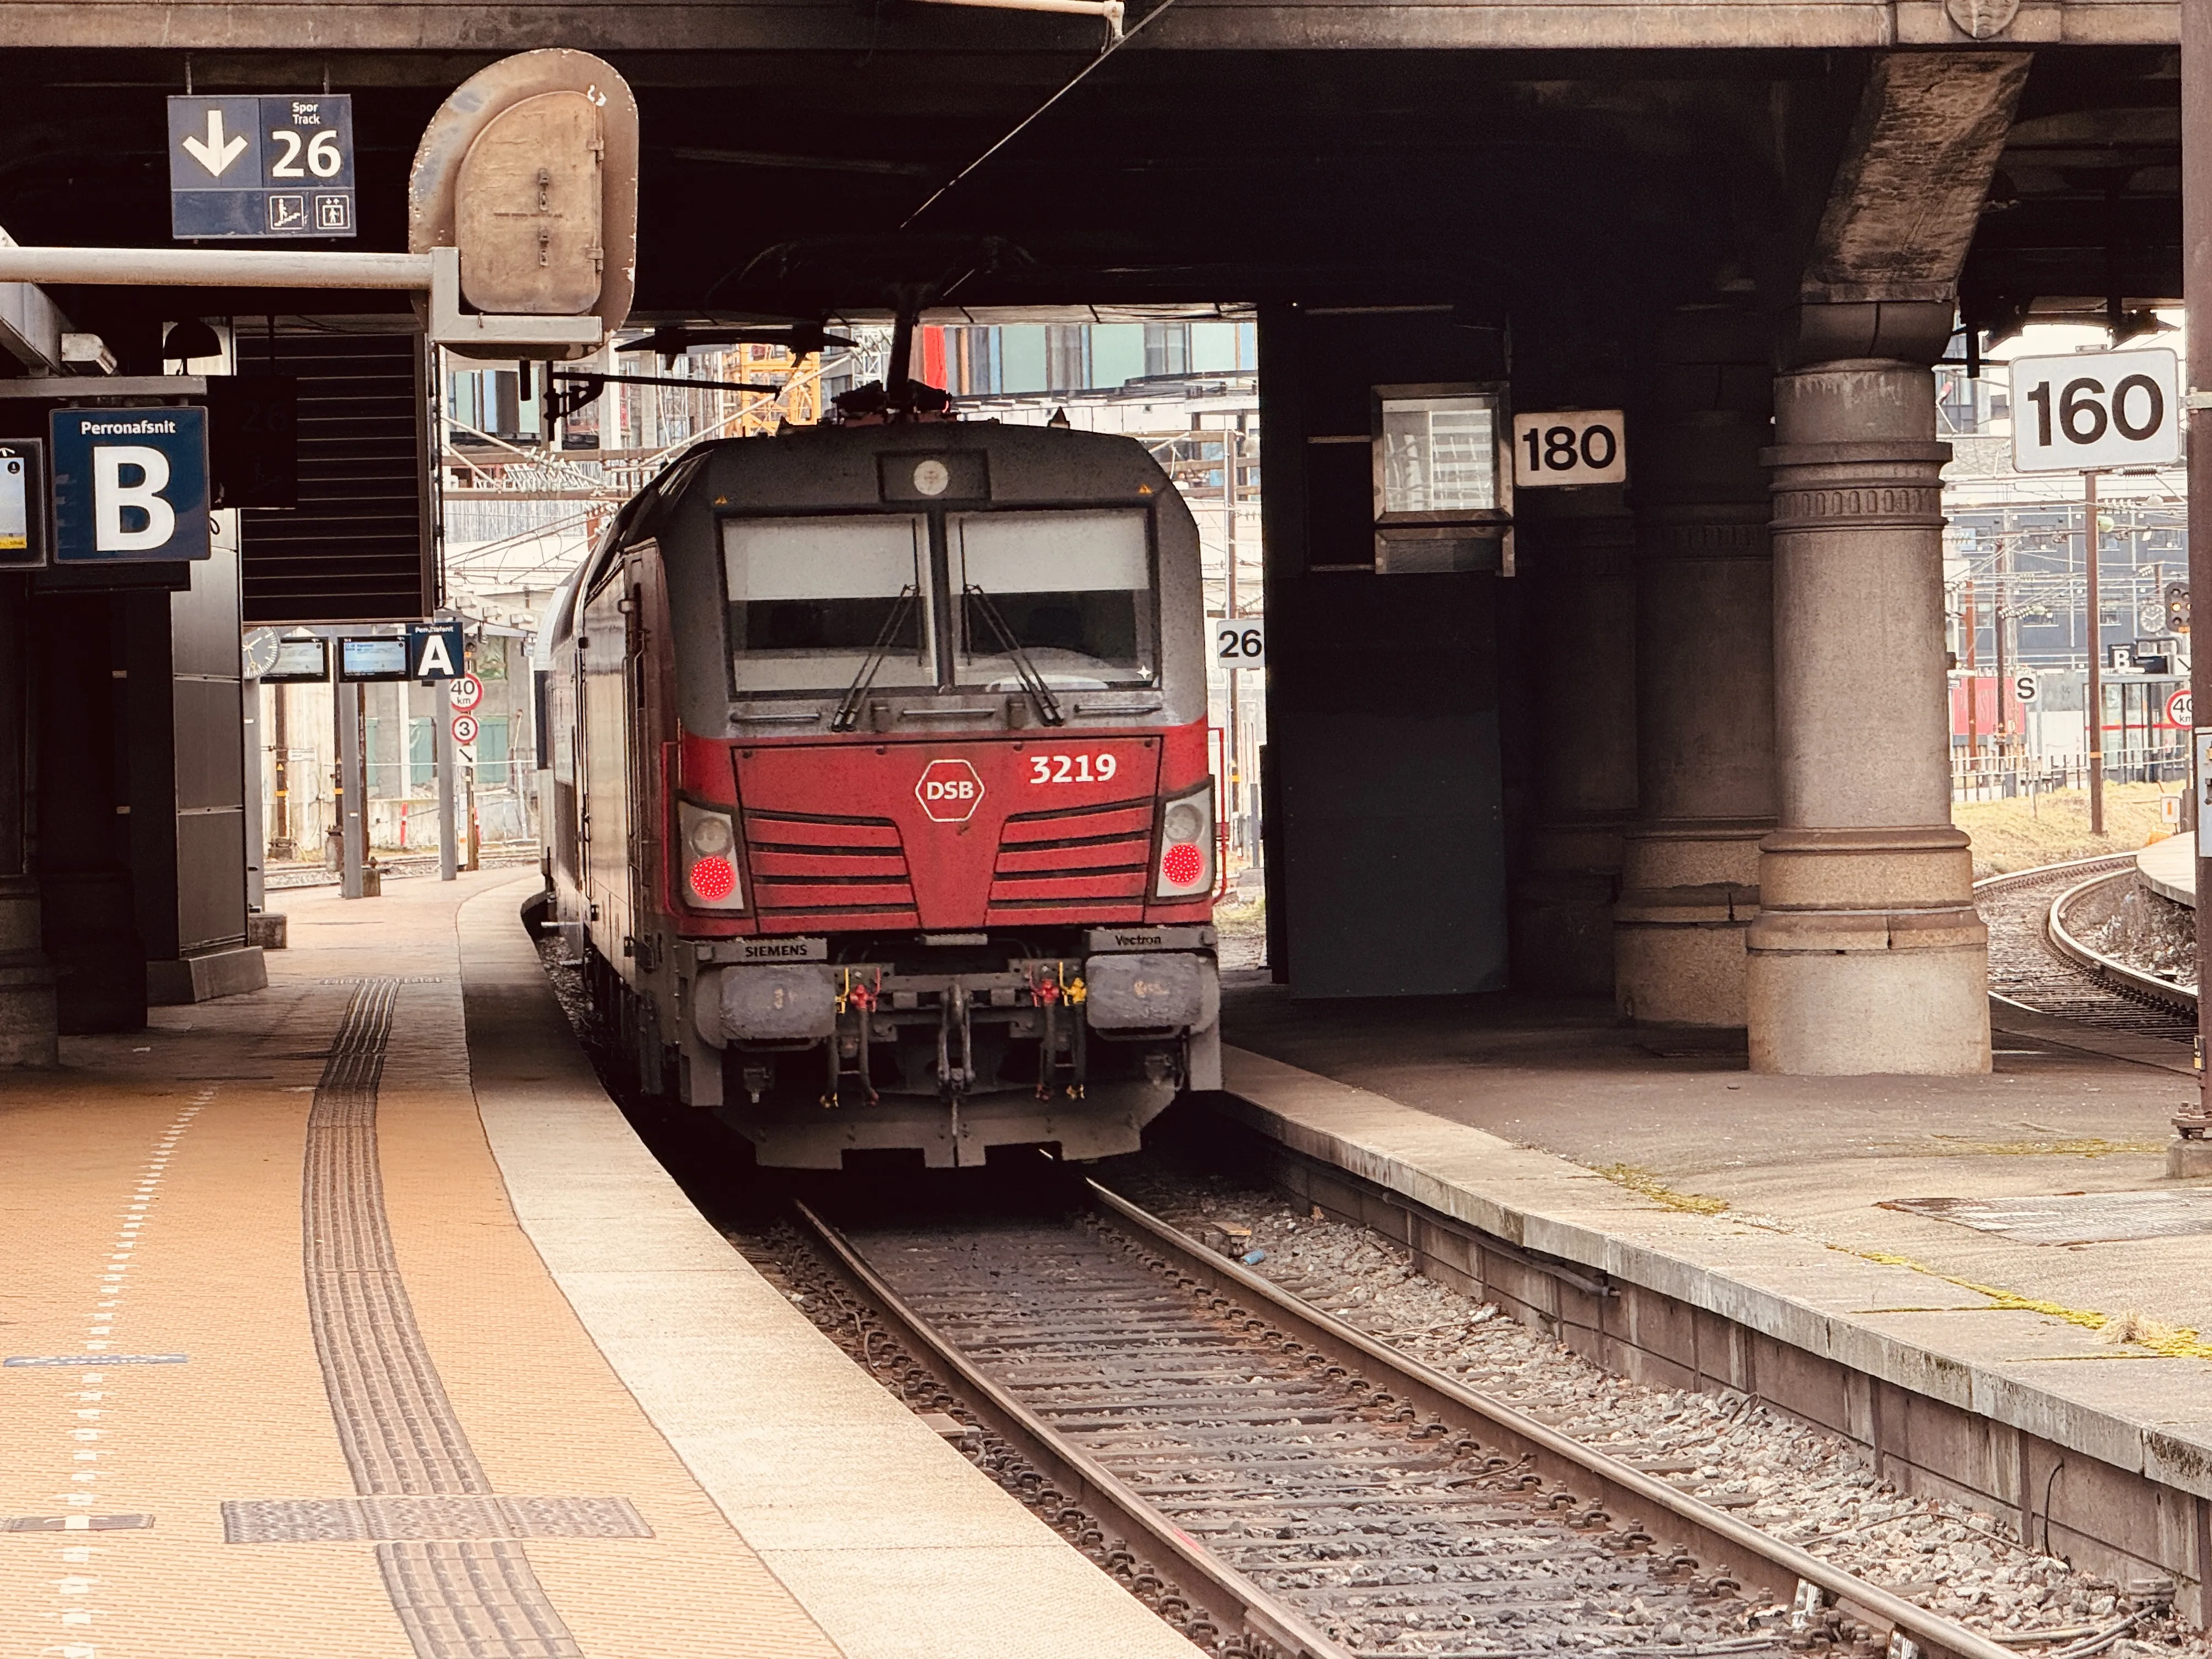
left=2010, top=347, right=2181, bottom=473
left=1213, top=617, right=1266, bottom=671
left=2167, top=687, right=2193, bottom=730
left=1513, top=410, right=1627, bottom=488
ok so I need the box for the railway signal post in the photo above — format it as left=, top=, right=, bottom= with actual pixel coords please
left=2185, top=0, right=2212, bottom=1163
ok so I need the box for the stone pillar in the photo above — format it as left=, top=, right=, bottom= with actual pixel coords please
left=1746, top=310, right=1989, bottom=1075
left=1510, top=486, right=1638, bottom=995
left=1615, top=311, right=1776, bottom=1025
left=0, top=577, right=56, bottom=1066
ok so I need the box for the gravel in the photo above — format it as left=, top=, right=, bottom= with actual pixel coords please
left=1116, top=1166, right=2205, bottom=1658
left=2070, top=878, right=2198, bottom=989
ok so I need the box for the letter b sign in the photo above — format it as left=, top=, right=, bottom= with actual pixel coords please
left=49, top=406, right=211, bottom=564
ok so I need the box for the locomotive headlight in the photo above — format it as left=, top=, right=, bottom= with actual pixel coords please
left=676, top=800, right=746, bottom=911
left=1153, top=781, right=1215, bottom=900
left=1162, top=801, right=1205, bottom=844
left=689, top=812, right=735, bottom=856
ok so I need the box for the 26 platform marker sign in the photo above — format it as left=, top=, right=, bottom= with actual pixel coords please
left=2010, top=347, right=2181, bottom=473
left=1213, top=617, right=1265, bottom=670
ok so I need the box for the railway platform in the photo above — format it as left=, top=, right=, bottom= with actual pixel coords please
left=2140, top=836, right=2194, bottom=907
left=1208, top=977, right=2212, bottom=1613
left=0, top=871, right=1197, bottom=1659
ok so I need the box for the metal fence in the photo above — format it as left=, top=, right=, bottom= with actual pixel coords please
left=1951, top=747, right=2188, bottom=800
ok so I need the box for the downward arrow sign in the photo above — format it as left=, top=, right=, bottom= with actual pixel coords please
left=181, top=109, right=249, bottom=178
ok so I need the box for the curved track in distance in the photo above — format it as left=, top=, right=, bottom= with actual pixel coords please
left=1977, top=856, right=2196, bottom=1038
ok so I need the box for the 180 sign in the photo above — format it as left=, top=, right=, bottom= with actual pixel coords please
left=1512, top=409, right=1627, bottom=487
left=2010, top=347, right=2181, bottom=473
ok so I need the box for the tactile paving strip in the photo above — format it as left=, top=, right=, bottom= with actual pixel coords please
left=223, top=1495, right=652, bottom=1544
left=302, top=979, right=584, bottom=1659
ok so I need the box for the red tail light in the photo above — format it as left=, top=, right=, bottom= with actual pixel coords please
left=678, top=800, right=746, bottom=911
left=1154, top=781, right=1215, bottom=899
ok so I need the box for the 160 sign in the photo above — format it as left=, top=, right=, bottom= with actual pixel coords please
left=2010, top=347, right=2181, bottom=473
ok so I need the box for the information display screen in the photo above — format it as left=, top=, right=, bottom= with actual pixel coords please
left=262, top=637, right=331, bottom=682
left=0, top=439, right=47, bottom=568
left=338, top=636, right=410, bottom=681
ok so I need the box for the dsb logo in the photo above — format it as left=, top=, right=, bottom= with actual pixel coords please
left=916, top=758, right=985, bottom=823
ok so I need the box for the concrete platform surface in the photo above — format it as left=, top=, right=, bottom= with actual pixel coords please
left=2138, top=833, right=2194, bottom=906
left=0, top=869, right=1195, bottom=1659
left=1216, top=984, right=2212, bottom=1503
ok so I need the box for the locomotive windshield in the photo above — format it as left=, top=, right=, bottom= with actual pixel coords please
left=722, top=515, right=933, bottom=693
left=720, top=503, right=1158, bottom=697
left=952, top=510, right=1155, bottom=689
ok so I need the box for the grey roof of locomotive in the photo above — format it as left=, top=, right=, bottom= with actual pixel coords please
left=549, top=422, right=1209, bottom=737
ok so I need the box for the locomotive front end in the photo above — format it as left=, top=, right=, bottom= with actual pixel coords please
left=655, top=424, right=1220, bottom=1167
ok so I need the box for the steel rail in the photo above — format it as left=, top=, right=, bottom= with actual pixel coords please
left=801, top=1181, right=2028, bottom=1659
left=790, top=1198, right=1358, bottom=1659
left=1080, top=1180, right=2027, bottom=1659
left=1971, top=853, right=2137, bottom=900
left=2043, top=870, right=2198, bottom=1013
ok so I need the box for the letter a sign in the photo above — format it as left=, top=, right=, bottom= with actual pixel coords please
left=407, top=622, right=465, bottom=680
left=48, top=407, right=211, bottom=563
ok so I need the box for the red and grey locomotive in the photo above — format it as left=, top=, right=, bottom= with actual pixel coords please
left=543, top=417, right=1221, bottom=1167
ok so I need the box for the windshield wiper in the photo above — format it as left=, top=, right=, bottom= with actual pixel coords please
left=964, top=584, right=1066, bottom=727
left=830, top=585, right=919, bottom=732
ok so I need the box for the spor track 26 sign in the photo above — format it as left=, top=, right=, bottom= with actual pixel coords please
left=167, top=95, right=357, bottom=240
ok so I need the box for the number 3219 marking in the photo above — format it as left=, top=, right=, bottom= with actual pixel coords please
left=1030, top=753, right=1119, bottom=784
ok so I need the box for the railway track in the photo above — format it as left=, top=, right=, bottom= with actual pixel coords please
left=266, top=847, right=541, bottom=891
left=1976, top=855, right=2196, bottom=1036
left=763, top=1181, right=2029, bottom=1659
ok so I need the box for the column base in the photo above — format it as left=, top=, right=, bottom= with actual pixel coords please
left=147, top=945, right=268, bottom=1006
left=2167, top=1139, right=2212, bottom=1181
left=1511, top=816, right=1628, bottom=997
left=1615, top=897, right=1753, bottom=1026
left=1746, top=909, right=1990, bottom=1075
left=1511, top=872, right=1619, bottom=997
left=1613, top=821, right=1767, bottom=1026
left=0, top=875, right=56, bottom=1068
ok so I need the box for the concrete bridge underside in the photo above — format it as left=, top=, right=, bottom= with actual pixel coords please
left=0, top=7, right=2187, bottom=1074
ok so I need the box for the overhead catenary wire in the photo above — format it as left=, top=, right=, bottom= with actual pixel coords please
left=900, top=0, right=1187, bottom=230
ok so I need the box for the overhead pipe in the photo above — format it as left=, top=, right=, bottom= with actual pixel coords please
left=0, top=246, right=432, bottom=289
